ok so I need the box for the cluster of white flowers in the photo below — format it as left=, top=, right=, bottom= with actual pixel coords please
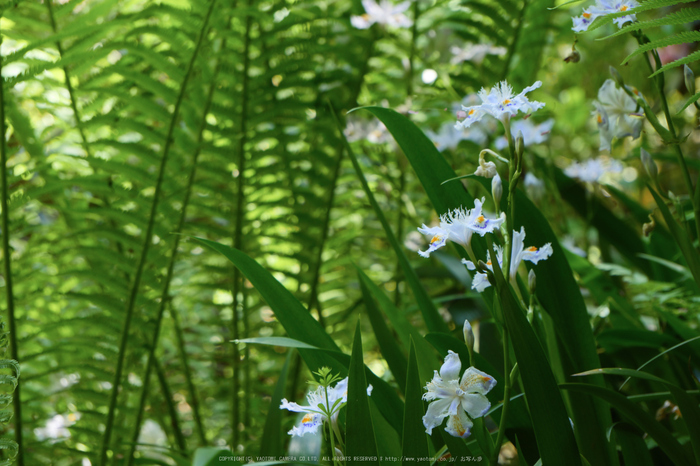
left=423, top=351, right=496, bottom=438
left=417, top=198, right=505, bottom=257
left=462, top=227, right=553, bottom=292
left=572, top=0, right=639, bottom=33
left=455, top=81, right=545, bottom=129
left=564, top=156, right=624, bottom=183
left=593, top=79, right=644, bottom=151
left=351, top=0, right=412, bottom=29
left=450, top=43, right=507, bottom=65
left=280, top=377, right=373, bottom=437
left=494, top=118, right=554, bottom=151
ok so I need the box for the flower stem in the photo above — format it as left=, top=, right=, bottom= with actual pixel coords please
left=490, top=329, right=512, bottom=466
left=636, top=33, right=700, bottom=240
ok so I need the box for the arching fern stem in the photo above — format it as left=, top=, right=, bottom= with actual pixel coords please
left=0, top=18, right=23, bottom=466
left=98, top=1, right=217, bottom=464
left=231, top=0, right=254, bottom=449
left=125, top=15, right=223, bottom=464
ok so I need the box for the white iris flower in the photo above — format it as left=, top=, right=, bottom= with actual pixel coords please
left=564, top=156, right=624, bottom=183
left=455, top=80, right=545, bottom=129
left=593, top=79, right=643, bottom=151
left=450, top=43, right=507, bottom=65
left=417, top=198, right=505, bottom=258
left=351, top=0, right=412, bottom=29
left=280, top=377, right=373, bottom=437
left=422, top=351, right=496, bottom=438
left=572, top=0, right=639, bottom=32
left=462, top=227, right=553, bottom=292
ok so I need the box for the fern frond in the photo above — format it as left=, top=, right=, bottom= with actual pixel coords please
left=677, top=90, right=700, bottom=114
left=650, top=49, right=700, bottom=77
left=622, top=30, right=700, bottom=64
left=587, top=0, right=695, bottom=33
left=601, top=8, right=700, bottom=40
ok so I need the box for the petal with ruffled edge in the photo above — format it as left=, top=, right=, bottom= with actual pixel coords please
left=417, top=225, right=449, bottom=258
left=280, top=399, right=311, bottom=413
left=471, top=272, right=491, bottom=292
left=288, top=412, right=324, bottom=437
left=522, top=243, right=553, bottom=265
left=509, top=227, right=527, bottom=280
left=445, top=409, right=474, bottom=439
left=460, top=367, right=497, bottom=395
left=422, top=397, right=452, bottom=434
left=455, top=106, right=488, bottom=130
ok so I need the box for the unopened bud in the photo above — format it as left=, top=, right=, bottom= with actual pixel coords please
left=640, top=148, right=658, bottom=182
left=609, top=66, right=624, bottom=87
left=643, top=213, right=656, bottom=237
left=685, top=65, right=695, bottom=96
left=515, top=130, right=524, bottom=159
left=463, top=320, right=475, bottom=353
left=492, top=173, right=503, bottom=207
left=477, top=260, right=490, bottom=273
left=528, top=269, right=536, bottom=294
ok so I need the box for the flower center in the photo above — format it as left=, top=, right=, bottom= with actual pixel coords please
left=302, top=414, right=314, bottom=425
left=468, top=109, right=475, bottom=116
left=486, top=260, right=492, bottom=266
left=503, top=99, right=511, bottom=105
left=597, top=114, right=603, bottom=124
left=583, top=12, right=591, bottom=18
left=430, top=235, right=443, bottom=244
left=527, top=246, right=538, bottom=252
left=619, top=5, right=628, bottom=11
left=476, top=215, right=485, bottom=224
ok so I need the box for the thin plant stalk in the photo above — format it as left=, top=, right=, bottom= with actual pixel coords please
left=98, top=1, right=216, bottom=462
left=125, top=11, right=222, bottom=462
left=231, top=0, right=254, bottom=448
left=490, top=330, right=512, bottom=466
left=0, top=24, right=23, bottom=466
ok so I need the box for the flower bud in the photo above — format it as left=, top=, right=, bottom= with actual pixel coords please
left=456, top=110, right=467, bottom=120
left=640, top=148, right=658, bottom=182
left=515, top=130, right=524, bottom=160
left=491, top=173, right=503, bottom=207
left=685, top=65, right=695, bottom=96
left=643, top=213, right=656, bottom=237
left=609, top=66, right=624, bottom=87
left=463, top=319, right=475, bottom=353
left=528, top=269, right=536, bottom=294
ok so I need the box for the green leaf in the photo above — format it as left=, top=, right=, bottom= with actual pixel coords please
left=192, top=447, right=240, bottom=466
left=260, top=351, right=293, bottom=458
left=358, top=272, right=409, bottom=391
left=488, top=243, right=582, bottom=466
left=648, top=187, right=700, bottom=288
left=346, top=321, right=380, bottom=466
left=235, top=337, right=321, bottom=350
left=355, top=266, right=437, bottom=385
left=402, top=340, right=430, bottom=466
left=562, top=383, right=694, bottom=466
left=576, top=367, right=700, bottom=462
left=194, top=237, right=405, bottom=435
left=610, top=423, right=654, bottom=466
left=337, top=109, right=450, bottom=335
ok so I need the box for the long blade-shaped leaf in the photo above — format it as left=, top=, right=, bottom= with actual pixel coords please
left=335, top=109, right=449, bottom=334
left=346, top=322, right=379, bottom=466
left=260, top=351, right=293, bottom=457
left=402, top=341, right=430, bottom=466
left=562, top=383, right=694, bottom=466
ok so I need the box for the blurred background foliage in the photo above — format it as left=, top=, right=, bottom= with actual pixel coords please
left=0, top=0, right=697, bottom=464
